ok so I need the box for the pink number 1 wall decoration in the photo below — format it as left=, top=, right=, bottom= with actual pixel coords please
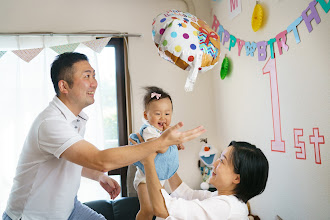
left=263, top=57, right=285, bottom=152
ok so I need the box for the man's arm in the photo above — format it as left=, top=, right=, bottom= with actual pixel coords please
left=61, top=137, right=162, bottom=172
left=82, top=167, right=121, bottom=199
left=81, top=167, right=106, bottom=181
left=61, top=122, right=205, bottom=172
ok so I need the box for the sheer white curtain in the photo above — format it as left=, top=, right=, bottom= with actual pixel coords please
left=0, top=36, right=109, bottom=214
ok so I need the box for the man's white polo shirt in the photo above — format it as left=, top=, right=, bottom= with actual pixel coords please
left=6, top=96, right=88, bottom=220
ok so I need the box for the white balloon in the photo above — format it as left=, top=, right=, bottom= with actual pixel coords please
left=152, top=9, right=221, bottom=91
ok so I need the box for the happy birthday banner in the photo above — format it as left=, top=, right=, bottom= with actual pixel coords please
left=0, top=37, right=111, bottom=63
left=212, top=0, right=329, bottom=61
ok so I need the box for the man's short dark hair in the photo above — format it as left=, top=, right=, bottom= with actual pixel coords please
left=50, top=52, right=89, bottom=96
left=229, top=141, right=269, bottom=203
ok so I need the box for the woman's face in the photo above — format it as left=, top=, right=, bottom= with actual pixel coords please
left=209, top=146, right=240, bottom=195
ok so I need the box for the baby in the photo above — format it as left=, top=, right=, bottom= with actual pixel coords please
left=130, top=86, right=180, bottom=220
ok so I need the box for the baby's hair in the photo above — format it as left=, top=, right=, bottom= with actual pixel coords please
left=143, top=86, right=173, bottom=110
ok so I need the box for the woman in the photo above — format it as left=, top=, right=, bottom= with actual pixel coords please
left=136, top=139, right=269, bottom=220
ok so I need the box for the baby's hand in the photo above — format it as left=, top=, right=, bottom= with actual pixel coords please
left=177, top=143, right=185, bottom=150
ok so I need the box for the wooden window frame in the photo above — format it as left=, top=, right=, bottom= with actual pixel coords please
left=105, top=38, right=129, bottom=197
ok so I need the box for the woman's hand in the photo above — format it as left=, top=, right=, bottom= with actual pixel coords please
left=129, top=132, right=144, bottom=145
left=141, top=152, right=157, bottom=165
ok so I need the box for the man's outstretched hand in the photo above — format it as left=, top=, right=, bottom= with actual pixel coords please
left=160, top=122, right=205, bottom=149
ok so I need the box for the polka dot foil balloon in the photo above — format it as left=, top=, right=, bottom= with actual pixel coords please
left=152, top=9, right=221, bottom=91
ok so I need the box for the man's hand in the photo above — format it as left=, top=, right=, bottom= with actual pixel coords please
left=159, top=122, right=205, bottom=151
left=98, top=175, right=121, bottom=200
left=163, top=124, right=185, bottom=151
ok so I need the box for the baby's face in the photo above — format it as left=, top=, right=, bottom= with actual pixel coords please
left=144, top=98, right=173, bottom=131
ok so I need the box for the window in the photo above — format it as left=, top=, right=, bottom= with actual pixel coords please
left=98, top=38, right=128, bottom=149
left=105, top=38, right=130, bottom=197
left=0, top=36, right=130, bottom=213
left=100, top=38, right=129, bottom=197
left=78, top=37, right=129, bottom=202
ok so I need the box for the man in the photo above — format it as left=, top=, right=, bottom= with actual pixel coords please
left=3, top=52, right=205, bottom=220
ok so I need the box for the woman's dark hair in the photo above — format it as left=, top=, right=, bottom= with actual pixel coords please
left=51, top=52, right=89, bottom=96
left=229, top=141, right=269, bottom=203
left=143, top=86, right=173, bottom=110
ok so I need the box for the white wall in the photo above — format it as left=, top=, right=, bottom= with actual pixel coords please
left=0, top=0, right=217, bottom=191
left=211, top=0, right=329, bottom=219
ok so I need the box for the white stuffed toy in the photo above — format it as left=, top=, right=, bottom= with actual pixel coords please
left=198, top=138, right=218, bottom=190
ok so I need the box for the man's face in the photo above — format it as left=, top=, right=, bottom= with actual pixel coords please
left=67, top=60, right=97, bottom=110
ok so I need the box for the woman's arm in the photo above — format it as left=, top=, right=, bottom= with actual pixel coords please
left=168, top=172, right=183, bottom=192
left=143, top=154, right=170, bottom=218
left=144, top=160, right=232, bottom=220
left=143, top=154, right=232, bottom=219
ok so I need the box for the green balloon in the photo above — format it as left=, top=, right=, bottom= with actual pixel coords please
left=220, top=57, right=229, bottom=80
